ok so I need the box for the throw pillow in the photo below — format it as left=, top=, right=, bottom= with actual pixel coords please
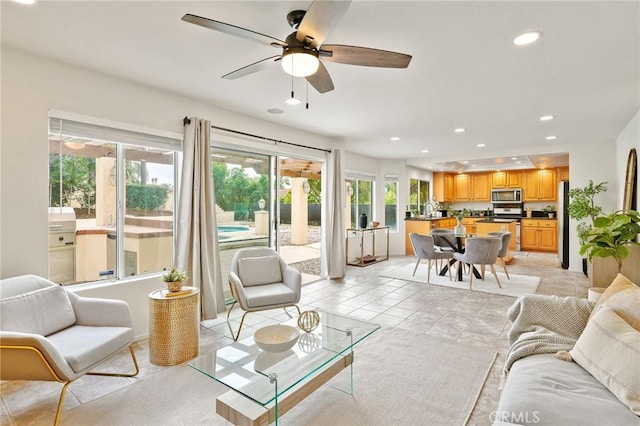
left=238, top=255, right=283, bottom=286
left=570, top=305, right=640, bottom=415
left=591, top=273, right=640, bottom=331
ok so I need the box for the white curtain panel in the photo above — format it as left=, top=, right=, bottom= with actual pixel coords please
left=176, top=118, right=225, bottom=320
left=321, top=149, right=346, bottom=279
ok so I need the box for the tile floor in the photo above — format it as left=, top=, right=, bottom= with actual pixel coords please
left=0, top=252, right=590, bottom=425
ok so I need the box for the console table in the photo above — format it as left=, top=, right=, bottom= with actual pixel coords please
left=346, top=226, right=390, bottom=267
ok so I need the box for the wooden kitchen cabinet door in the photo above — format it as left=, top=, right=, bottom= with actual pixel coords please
left=454, top=174, right=471, bottom=201
left=471, top=173, right=490, bottom=201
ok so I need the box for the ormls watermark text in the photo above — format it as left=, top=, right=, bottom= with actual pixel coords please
left=490, top=410, right=541, bottom=424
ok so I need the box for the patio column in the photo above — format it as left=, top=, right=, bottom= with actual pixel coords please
left=95, top=157, right=117, bottom=226
left=291, top=177, right=308, bottom=245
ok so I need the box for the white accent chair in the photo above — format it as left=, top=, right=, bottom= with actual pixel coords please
left=409, top=233, right=453, bottom=283
left=228, top=248, right=302, bottom=340
left=453, top=237, right=502, bottom=289
left=0, top=275, right=139, bottom=426
left=487, top=231, right=512, bottom=279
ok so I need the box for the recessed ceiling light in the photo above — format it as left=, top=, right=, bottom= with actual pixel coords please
left=13, top=0, right=36, bottom=4
left=390, top=136, right=400, bottom=141
left=545, top=135, right=557, bottom=140
left=454, top=128, right=466, bottom=133
left=539, top=115, right=555, bottom=121
left=511, top=157, right=518, bottom=160
left=477, top=143, right=486, bottom=147
left=462, top=160, right=469, bottom=164
left=471, top=164, right=477, bottom=167
left=513, top=31, right=542, bottom=46
left=516, top=161, right=522, bottom=164
left=267, top=108, right=284, bottom=114
left=421, top=149, right=429, bottom=153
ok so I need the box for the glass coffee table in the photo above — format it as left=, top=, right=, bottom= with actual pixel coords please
left=189, top=310, right=379, bottom=425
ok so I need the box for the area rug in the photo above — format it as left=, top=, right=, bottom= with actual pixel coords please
left=380, top=262, right=541, bottom=298
left=63, top=328, right=497, bottom=425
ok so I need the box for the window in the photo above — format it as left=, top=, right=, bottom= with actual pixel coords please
left=409, top=178, right=429, bottom=216
left=48, top=116, right=180, bottom=285
left=346, top=177, right=374, bottom=229
left=384, top=176, right=398, bottom=231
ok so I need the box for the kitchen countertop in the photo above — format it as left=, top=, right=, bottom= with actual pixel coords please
left=475, top=218, right=517, bottom=223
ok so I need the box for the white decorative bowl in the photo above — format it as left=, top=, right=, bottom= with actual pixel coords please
left=254, top=325, right=300, bottom=352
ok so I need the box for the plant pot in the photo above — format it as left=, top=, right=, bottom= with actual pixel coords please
left=548, top=213, right=555, bottom=218
left=166, top=281, right=183, bottom=292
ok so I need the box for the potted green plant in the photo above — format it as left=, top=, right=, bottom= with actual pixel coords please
left=161, top=266, right=187, bottom=292
left=568, top=180, right=608, bottom=245
left=544, top=205, right=556, bottom=219
left=579, top=210, right=640, bottom=273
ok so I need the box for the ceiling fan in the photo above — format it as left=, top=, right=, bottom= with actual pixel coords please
left=182, top=0, right=412, bottom=94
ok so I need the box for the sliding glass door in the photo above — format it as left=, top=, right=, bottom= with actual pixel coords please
left=213, top=149, right=325, bottom=299
left=276, top=156, right=323, bottom=284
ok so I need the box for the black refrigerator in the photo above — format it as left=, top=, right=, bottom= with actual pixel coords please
left=558, top=180, right=570, bottom=269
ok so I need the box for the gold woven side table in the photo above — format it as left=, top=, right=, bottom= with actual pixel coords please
left=149, top=286, right=200, bottom=366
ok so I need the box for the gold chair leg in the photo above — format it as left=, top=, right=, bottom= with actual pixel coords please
left=283, top=305, right=302, bottom=317
left=87, top=346, right=139, bottom=378
left=54, top=381, right=73, bottom=426
left=229, top=310, right=249, bottom=341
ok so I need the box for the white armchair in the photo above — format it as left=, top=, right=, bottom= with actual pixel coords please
left=0, top=275, right=139, bottom=425
left=228, top=248, right=302, bottom=340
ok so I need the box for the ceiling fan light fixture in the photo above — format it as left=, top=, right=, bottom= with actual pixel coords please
left=63, top=138, right=87, bottom=150
left=281, top=48, right=320, bottom=77
left=285, top=97, right=302, bottom=105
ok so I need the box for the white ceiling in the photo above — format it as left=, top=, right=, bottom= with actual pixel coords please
left=2, top=1, right=638, bottom=172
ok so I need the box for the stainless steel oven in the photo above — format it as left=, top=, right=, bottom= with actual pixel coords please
left=493, top=206, right=522, bottom=251
left=491, top=188, right=522, bottom=203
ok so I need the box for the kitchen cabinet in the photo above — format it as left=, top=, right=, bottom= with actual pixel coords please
left=405, top=218, right=457, bottom=254
left=432, top=172, right=454, bottom=202
left=461, top=218, right=478, bottom=234
left=475, top=220, right=517, bottom=262
left=405, top=220, right=434, bottom=255
left=557, top=167, right=569, bottom=182
left=454, top=174, right=471, bottom=201
left=492, top=171, right=522, bottom=188
left=523, top=169, right=557, bottom=201
left=471, top=173, right=490, bottom=201
left=521, top=219, right=557, bottom=251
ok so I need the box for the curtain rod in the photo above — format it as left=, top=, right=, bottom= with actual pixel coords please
left=183, top=117, right=331, bottom=154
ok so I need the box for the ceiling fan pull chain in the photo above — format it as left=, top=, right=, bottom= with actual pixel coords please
left=306, top=80, right=309, bottom=110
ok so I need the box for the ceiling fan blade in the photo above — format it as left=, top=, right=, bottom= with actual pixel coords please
left=320, top=44, right=412, bottom=68
left=296, top=1, right=351, bottom=48
left=222, top=56, right=281, bottom=80
left=306, top=61, right=334, bottom=93
left=182, top=14, right=286, bottom=47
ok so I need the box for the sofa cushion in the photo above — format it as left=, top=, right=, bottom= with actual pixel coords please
left=592, top=273, right=640, bottom=330
left=244, top=283, right=296, bottom=308
left=47, top=325, right=134, bottom=373
left=497, top=354, right=640, bottom=425
left=238, top=255, right=282, bottom=287
left=0, top=284, right=76, bottom=336
left=570, top=305, right=640, bottom=415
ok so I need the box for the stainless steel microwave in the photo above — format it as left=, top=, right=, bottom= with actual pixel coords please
left=491, top=188, right=522, bottom=203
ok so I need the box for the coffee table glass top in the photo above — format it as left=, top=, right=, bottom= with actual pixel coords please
left=189, top=310, right=379, bottom=405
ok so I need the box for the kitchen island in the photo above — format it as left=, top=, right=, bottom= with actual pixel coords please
left=475, top=218, right=517, bottom=262
left=404, top=217, right=457, bottom=255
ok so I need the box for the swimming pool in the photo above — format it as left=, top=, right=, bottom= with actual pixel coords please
left=218, top=225, right=251, bottom=233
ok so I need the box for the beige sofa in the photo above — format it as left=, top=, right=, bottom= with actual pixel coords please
left=496, top=274, right=640, bottom=425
